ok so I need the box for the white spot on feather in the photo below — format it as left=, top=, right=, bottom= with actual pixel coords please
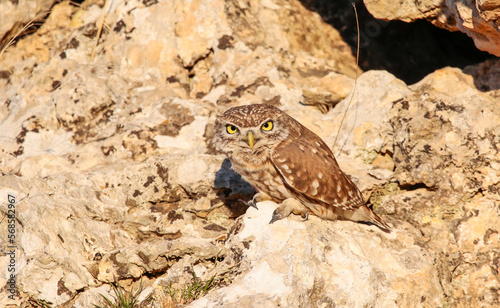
left=299, top=145, right=305, bottom=151
left=315, top=141, right=321, bottom=147
left=281, top=164, right=292, bottom=174
left=336, top=185, right=341, bottom=193
left=318, top=172, right=323, bottom=179
left=312, top=180, right=319, bottom=189
left=312, top=148, right=317, bottom=154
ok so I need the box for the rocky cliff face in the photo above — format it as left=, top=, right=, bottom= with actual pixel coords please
left=0, top=0, right=499, bottom=307
left=364, top=0, right=500, bottom=56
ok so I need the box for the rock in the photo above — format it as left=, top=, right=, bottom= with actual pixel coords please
left=383, top=67, right=500, bottom=306
left=0, top=0, right=57, bottom=50
left=322, top=70, right=410, bottom=162
left=73, top=284, right=113, bottom=308
left=0, top=155, right=234, bottom=305
left=0, top=0, right=499, bottom=306
left=363, top=0, right=442, bottom=22
left=391, top=67, right=500, bottom=194
left=0, top=0, right=357, bottom=177
left=464, top=58, right=500, bottom=93
left=190, top=202, right=444, bottom=307
left=364, top=0, right=500, bottom=56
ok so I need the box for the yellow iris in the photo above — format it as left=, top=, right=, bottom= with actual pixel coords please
left=261, top=121, right=273, bottom=131
left=226, top=125, right=238, bottom=134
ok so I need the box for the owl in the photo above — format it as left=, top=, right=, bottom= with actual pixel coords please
left=213, top=104, right=391, bottom=232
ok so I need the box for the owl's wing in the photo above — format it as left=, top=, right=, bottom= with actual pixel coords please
left=270, top=128, right=364, bottom=211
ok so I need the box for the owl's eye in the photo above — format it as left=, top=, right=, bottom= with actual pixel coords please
left=226, top=125, right=238, bottom=134
left=261, top=121, right=273, bottom=131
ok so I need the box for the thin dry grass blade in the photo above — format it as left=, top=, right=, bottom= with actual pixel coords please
left=0, top=12, right=50, bottom=60
left=91, top=0, right=111, bottom=61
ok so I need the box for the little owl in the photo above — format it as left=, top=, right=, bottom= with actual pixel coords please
left=213, top=104, right=390, bottom=231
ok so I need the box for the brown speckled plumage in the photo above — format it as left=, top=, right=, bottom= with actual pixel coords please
left=213, top=104, right=390, bottom=231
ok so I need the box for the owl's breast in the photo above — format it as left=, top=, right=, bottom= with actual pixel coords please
left=229, top=152, right=292, bottom=202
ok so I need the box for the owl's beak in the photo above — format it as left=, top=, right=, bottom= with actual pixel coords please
left=247, top=131, right=255, bottom=148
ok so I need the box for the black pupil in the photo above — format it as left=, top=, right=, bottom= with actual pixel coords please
left=230, top=125, right=236, bottom=131
left=264, top=123, right=269, bottom=128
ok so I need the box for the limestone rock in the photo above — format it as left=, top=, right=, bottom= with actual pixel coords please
left=0, top=0, right=357, bottom=178
left=322, top=70, right=409, bottom=164
left=0, top=154, right=236, bottom=306
left=190, top=202, right=444, bottom=307
left=0, top=0, right=57, bottom=49
left=0, top=0, right=499, bottom=306
left=364, top=0, right=500, bottom=56
left=464, top=58, right=500, bottom=93
left=391, top=67, right=500, bottom=194
left=383, top=67, right=500, bottom=306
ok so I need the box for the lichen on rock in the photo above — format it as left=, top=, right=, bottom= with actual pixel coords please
left=0, top=0, right=499, bottom=307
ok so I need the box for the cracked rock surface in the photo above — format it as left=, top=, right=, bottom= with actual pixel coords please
left=364, top=0, right=500, bottom=56
left=0, top=0, right=499, bottom=307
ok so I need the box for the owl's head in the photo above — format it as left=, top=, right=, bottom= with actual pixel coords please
left=213, top=104, right=297, bottom=155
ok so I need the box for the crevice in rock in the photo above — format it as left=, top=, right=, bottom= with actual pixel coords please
left=184, top=48, right=214, bottom=72
left=299, top=0, right=495, bottom=84
left=0, top=0, right=86, bottom=52
left=398, top=182, right=436, bottom=192
left=142, top=255, right=183, bottom=278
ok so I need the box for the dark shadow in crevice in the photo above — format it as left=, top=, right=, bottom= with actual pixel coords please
left=299, top=0, right=495, bottom=85
left=398, top=182, right=437, bottom=192
left=463, top=58, right=500, bottom=91
left=0, top=0, right=88, bottom=52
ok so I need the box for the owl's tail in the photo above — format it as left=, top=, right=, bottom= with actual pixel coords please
left=348, top=205, right=392, bottom=232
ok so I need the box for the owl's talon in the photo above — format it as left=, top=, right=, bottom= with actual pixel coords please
left=248, top=200, right=258, bottom=210
left=269, top=214, right=282, bottom=224
left=300, top=211, right=309, bottom=222
left=239, top=199, right=258, bottom=210
left=269, top=210, right=283, bottom=224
